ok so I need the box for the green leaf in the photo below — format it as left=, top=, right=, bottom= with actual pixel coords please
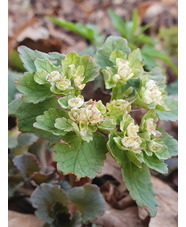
left=108, top=9, right=127, bottom=38
left=13, top=152, right=40, bottom=177
left=17, top=45, right=65, bottom=73
left=141, top=45, right=178, bottom=74
left=16, top=72, right=54, bottom=104
left=166, top=80, right=178, bottom=95
left=97, top=119, right=116, bottom=131
left=95, top=36, right=130, bottom=69
left=107, top=133, right=158, bottom=216
left=161, top=133, right=178, bottom=157
left=132, top=9, right=139, bottom=34
left=156, top=97, right=178, bottom=121
left=68, top=184, right=106, bottom=224
left=8, top=97, right=61, bottom=143
left=9, top=49, right=26, bottom=72
left=33, top=108, right=68, bottom=136
left=8, top=70, right=23, bottom=103
left=54, top=132, right=107, bottom=179
left=143, top=153, right=168, bottom=174
left=62, top=52, right=100, bottom=83
left=31, top=183, right=69, bottom=224
left=54, top=117, right=72, bottom=132
left=48, top=16, right=104, bottom=45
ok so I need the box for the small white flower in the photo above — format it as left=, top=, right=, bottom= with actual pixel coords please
left=46, top=71, right=61, bottom=82
left=142, top=80, right=162, bottom=105
left=74, top=76, right=86, bottom=90
left=127, top=122, right=139, bottom=137
left=113, top=74, right=121, bottom=82
left=68, top=96, right=84, bottom=108
left=116, top=58, right=134, bottom=82
left=56, top=79, right=71, bottom=91
left=122, top=136, right=142, bottom=150
left=148, top=140, right=163, bottom=152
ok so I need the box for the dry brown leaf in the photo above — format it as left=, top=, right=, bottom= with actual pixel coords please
left=8, top=210, right=44, bottom=227
left=94, top=203, right=146, bottom=227
left=149, top=176, right=178, bottom=227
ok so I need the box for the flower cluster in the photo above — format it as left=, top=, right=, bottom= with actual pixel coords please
left=64, top=97, right=107, bottom=141
left=46, top=64, right=86, bottom=95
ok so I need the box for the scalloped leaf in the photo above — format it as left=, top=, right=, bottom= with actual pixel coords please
left=31, top=183, right=69, bottom=225
left=33, top=108, right=68, bottom=136
left=13, top=152, right=40, bottom=177
left=68, top=183, right=106, bottom=224
left=107, top=133, right=158, bottom=217
left=16, top=72, right=54, bottom=104
left=62, top=52, right=100, bottom=83
left=161, top=132, right=178, bottom=157
left=95, top=36, right=130, bottom=69
left=8, top=97, right=61, bottom=144
left=17, top=45, right=65, bottom=73
left=156, top=97, right=178, bottom=122
left=54, top=132, right=107, bottom=179
left=143, top=153, right=168, bottom=174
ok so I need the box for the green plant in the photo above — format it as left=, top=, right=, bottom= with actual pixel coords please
left=108, top=9, right=178, bottom=74
left=9, top=36, right=178, bottom=220
left=48, top=16, right=105, bottom=47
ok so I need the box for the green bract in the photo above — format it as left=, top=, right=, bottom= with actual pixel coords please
left=9, top=36, right=178, bottom=217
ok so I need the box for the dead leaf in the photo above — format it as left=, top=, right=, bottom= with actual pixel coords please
left=8, top=210, right=44, bottom=227
left=94, top=203, right=147, bottom=227
left=149, top=176, right=178, bottom=227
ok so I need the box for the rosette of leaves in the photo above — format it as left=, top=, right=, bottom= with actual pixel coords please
left=30, top=183, right=106, bottom=226
left=8, top=36, right=178, bottom=217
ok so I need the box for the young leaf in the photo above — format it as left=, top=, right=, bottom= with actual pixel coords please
left=16, top=72, right=54, bottom=104
left=108, top=9, right=127, bottom=38
left=17, top=45, right=65, bottom=73
left=54, top=132, right=107, bottom=179
left=31, top=183, right=69, bottom=224
left=141, top=45, right=178, bottom=74
left=107, top=133, right=158, bottom=217
left=68, top=184, right=106, bottom=224
left=156, top=97, right=178, bottom=121
left=33, top=108, right=69, bottom=136
left=48, top=16, right=104, bottom=45
left=143, top=153, right=168, bottom=174
left=95, top=36, right=130, bottom=69
left=13, top=152, right=40, bottom=177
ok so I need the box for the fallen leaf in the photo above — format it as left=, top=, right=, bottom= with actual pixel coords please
left=94, top=203, right=147, bottom=227
left=8, top=210, right=44, bottom=227
left=149, top=176, right=178, bottom=227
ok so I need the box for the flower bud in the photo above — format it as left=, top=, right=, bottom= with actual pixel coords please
left=121, top=136, right=142, bottom=150
left=127, top=122, right=139, bottom=137
left=68, top=96, right=84, bottom=108
left=46, top=71, right=61, bottom=82
left=56, top=79, right=71, bottom=91
left=148, top=140, right=163, bottom=152
left=116, top=58, right=134, bottom=82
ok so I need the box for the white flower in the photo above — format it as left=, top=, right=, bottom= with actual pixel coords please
left=74, top=76, right=86, bottom=90
left=116, top=58, right=134, bottom=82
left=113, top=74, right=121, bottom=82
left=56, top=79, right=71, bottom=91
left=68, top=96, right=84, bottom=108
left=127, top=122, right=139, bottom=137
left=46, top=71, right=61, bottom=82
left=121, top=136, right=142, bottom=151
left=142, top=80, right=162, bottom=105
left=148, top=140, right=163, bottom=152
